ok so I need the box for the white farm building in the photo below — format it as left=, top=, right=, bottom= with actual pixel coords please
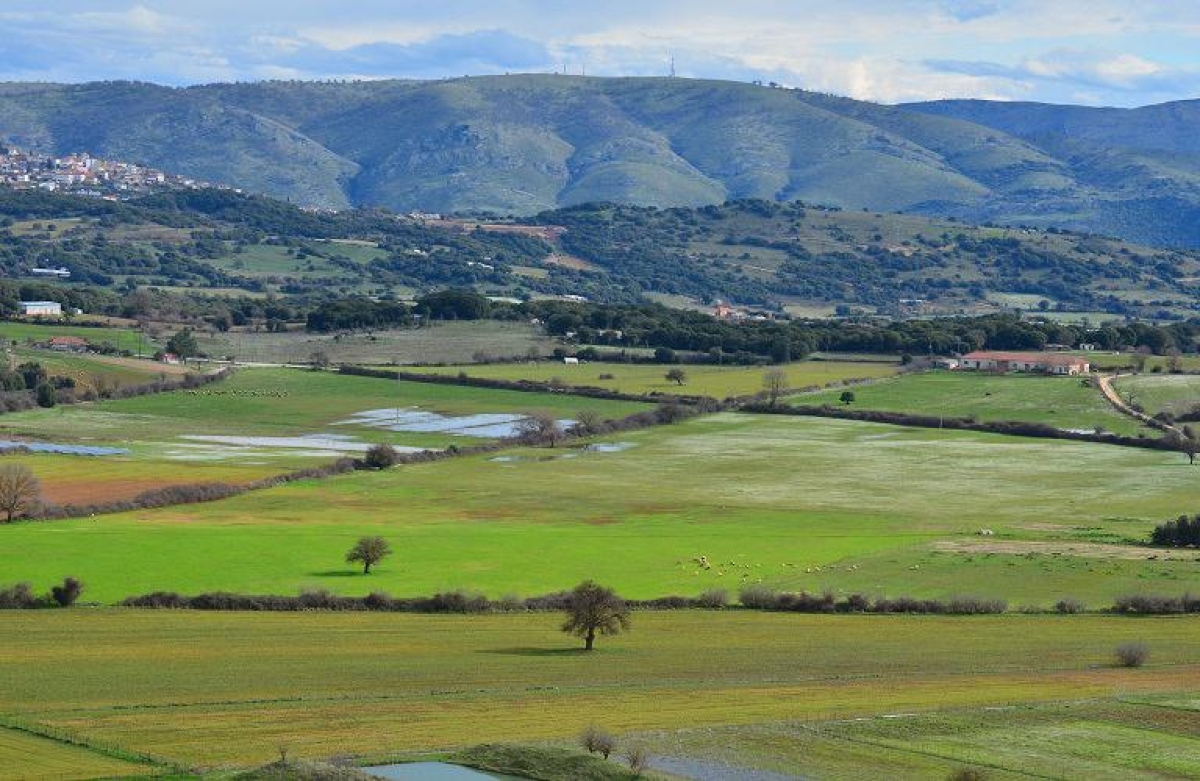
left=19, top=301, right=62, bottom=317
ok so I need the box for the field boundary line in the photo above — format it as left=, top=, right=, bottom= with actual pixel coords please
left=0, top=716, right=181, bottom=771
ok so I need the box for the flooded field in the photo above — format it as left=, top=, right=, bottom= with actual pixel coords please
left=337, top=408, right=575, bottom=438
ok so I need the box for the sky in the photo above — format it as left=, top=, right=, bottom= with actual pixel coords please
left=1, top=1, right=1198, bottom=106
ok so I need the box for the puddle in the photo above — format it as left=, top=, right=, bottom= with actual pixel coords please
left=584, top=442, right=635, bottom=453
left=166, top=435, right=430, bottom=461
left=0, top=439, right=128, bottom=456
left=337, top=408, right=574, bottom=438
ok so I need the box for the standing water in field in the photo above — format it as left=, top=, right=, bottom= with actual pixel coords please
left=337, top=408, right=575, bottom=438
left=0, top=439, right=129, bottom=456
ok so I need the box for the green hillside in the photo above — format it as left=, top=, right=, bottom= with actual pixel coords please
left=3, top=76, right=1200, bottom=246
left=4, top=189, right=1200, bottom=314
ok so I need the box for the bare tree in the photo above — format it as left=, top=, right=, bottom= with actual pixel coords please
left=346, top=536, right=392, bottom=574
left=516, top=411, right=565, bottom=447
left=571, top=409, right=603, bottom=436
left=580, top=725, right=616, bottom=759
left=561, top=580, right=631, bottom=651
left=665, top=368, right=687, bottom=386
left=762, top=369, right=789, bottom=407
left=0, top=464, right=40, bottom=522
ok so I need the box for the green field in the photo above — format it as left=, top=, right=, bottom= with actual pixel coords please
left=0, top=366, right=649, bottom=449
left=196, top=321, right=555, bottom=365
left=10, top=348, right=186, bottom=392
left=1113, top=374, right=1200, bottom=418
left=414, top=359, right=899, bottom=399
left=4, top=413, right=1197, bottom=604
left=0, top=610, right=1196, bottom=777
left=0, top=321, right=143, bottom=354
left=797, top=371, right=1151, bottom=436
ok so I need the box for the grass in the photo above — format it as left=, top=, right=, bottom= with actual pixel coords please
left=196, top=321, right=555, bottom=365
left=4, top=413, right=1199, bottom=604
left=10, top=347, right=187, bottom=392
left=796, top=370, right=1150, bottom=436
left=0, top=320, right=143, bottom=353
left=412, top=359, right=899, bottom=399
left=1113, top=374, right=1200, bottom=418
left=0, top=610, right=1197, bottom=774
left=0, top=724, right=155, bottom=779
left=0, top=366, right=650, bottom=448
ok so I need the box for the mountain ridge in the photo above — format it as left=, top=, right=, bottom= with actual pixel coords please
left=1, top=75, right=1198, bottom=246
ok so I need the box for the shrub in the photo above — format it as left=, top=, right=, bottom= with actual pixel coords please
left=49, top=577, right=84, bottom=607
left=362, top=443, right=399, bottom=469
left=696, top=589, right=728, bottom=608
left=948, top=770, right=988, bottom=781
left=0, top=582, right=36, bottom=609
left=738, top=584, right=780, bottom=609
left=580, top=725, right=616, bottom=760
left=625, top=746, right=650, bottom=776
left=1054, top=598, right=1085, bottom=614
left=1115, top=641, right=1149, bottom=668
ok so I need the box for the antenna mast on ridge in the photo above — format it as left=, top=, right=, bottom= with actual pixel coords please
left=669, top=56, right=676, bottom=78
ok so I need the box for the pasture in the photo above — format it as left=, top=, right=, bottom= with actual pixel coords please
left=412, top=359, right=899, bottom=399
left=796, top=370, right=1149, bottom=436
left=195, top=321, right=555, bottom=365
left=0, top=610, right=1197, bottom=777
left=4, top=413, right=1198, bottom=604
left=11, top=348, right=189, bottom=392
left=0, top=321, right=143, bottom=354
left=1113, top=374, right=1200, bottom=418
left=0, top=367, right=649, bottom=506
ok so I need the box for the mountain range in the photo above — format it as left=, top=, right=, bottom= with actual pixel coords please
left=1, top=75, right=1199, bottom=247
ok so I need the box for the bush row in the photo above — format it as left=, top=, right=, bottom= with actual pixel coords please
left=1112, top=593, right=1200, bottom=614
left=738, top=586, right=1007, bottom=614
left=120, top=589, right=728, bottom=613
left=747, top=403, right=1182, bottom=453
left=0, top=578, right=84, bottom=608
left=1149, top=515, right=1200, bottom=548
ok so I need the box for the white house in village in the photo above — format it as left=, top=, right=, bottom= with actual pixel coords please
left=959, top=351, right=1090, bottom=375
left=19, top=301, right=62, bottom=317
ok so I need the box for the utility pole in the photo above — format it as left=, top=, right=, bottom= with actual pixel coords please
left=669, top=56, right=676, bottom=78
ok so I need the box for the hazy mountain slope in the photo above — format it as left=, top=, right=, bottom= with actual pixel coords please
left=2, top=76, right=1200, bottom=245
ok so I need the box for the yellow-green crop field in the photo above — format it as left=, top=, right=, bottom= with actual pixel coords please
left=410, top=359, right=899, bottom=398
left=0, top=611, right=1197, bottom=778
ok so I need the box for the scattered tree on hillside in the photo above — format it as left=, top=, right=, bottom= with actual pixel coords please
left=516, top=411, right=565, bottom=447
left=665, top=368, right=688, bottom=386
left=561, top=580, right=631, bottom=651
left=166, top=328, right=200, bottom=360
left=762, top=369, right=789, bottom=407
left=839, top=390, right=856, bottom=405
left=0, top=464, right=40, bottom=522
left=346, top=536, right=392, bottom=574
left=35, top=383, right=56, bottom=408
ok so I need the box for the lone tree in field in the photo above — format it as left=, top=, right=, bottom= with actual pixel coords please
left=839, top=390, right=856, bottom=405
left=516, top=411, right=565, bottom=447
left=346, top=536, right=392, bottom=574
left=165, top=328, right=200, bottom=360
left=665, top=368, right=688, bottom=386
left=0, top=464, right=40, bottom=522
left=562, top=580, right=631, bottom=651
left=762, top=369, right=789, bottom=407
